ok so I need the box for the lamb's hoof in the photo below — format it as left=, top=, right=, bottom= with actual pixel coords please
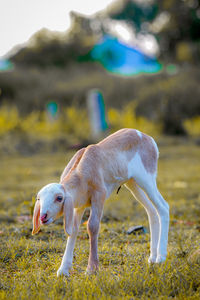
left=85, top=266, right=98, bottom=276
left=57, top=267, right=70, bottom=277
left=156, top=256, right=166, bottom=263
left=148, top=256, right=157, bottom=264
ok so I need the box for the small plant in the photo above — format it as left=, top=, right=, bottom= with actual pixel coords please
left=0, top=104, right=161, bottom=142
left=184, top=116, right=200, bottom=136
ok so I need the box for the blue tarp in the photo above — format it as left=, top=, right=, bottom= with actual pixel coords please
left=0, top=59, right=13, bottom=71
left=90, top=35, right=162, bottom=76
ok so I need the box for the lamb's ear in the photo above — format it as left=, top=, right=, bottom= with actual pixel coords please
left=63, top=196, right=74, bottom=236
left=32, top=200, right=41, bottom=235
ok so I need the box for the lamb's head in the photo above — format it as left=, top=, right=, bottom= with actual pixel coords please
left=32, top=183, right=74, bottom=236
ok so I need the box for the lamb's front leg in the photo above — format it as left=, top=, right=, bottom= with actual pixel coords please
left=57, top=207, right=85, bottom=277
left=86, top=191, right=105, bottom=274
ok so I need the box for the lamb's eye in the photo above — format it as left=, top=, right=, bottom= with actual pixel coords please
left=56, top=196, right=63, bottom=202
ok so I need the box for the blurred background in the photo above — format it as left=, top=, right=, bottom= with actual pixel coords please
left=1, top=3, right=200, bottom=295
left=0, top=0, right=200, bottom=154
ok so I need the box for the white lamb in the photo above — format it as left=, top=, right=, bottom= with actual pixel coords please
left=32, top=128, right=169, bottom=277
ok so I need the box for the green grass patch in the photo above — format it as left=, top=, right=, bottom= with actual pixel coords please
left=0, top=141, right=200, bottom=299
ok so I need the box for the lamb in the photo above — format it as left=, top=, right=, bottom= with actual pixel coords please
left=32, top=128, right=169, bottom=277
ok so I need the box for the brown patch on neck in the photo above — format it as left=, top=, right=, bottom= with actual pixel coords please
left=61, top=149, right=85, bottom=186
left=139, top=134, right=158, bottom=174
left=68, top=152, right=84, bottom=175
left=62, top=172, right=81, bottom=189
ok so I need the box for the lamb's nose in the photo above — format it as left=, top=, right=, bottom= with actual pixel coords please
left=40, top=213, right=48, bottom=222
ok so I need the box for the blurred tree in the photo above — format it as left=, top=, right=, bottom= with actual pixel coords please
left=107, top=0, right=158, bottom=32
left=156, top=0, right=200, bottom=60
left=10, top=0, right=200, bottom=66
left=11, top=27, right=96, bottom=68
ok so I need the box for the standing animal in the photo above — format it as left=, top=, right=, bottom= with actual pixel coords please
left=32, top=128, right=169, bottom=277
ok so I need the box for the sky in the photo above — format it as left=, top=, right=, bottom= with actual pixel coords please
left=0, top=0, right=114, bottom=58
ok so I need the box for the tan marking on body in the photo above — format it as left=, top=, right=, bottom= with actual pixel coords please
left=98, top=129, right=141, bottom=175
left=63, top=129, right=157, bottom=193
left=78, top=145, right=104, bottom=190
left=98, top=128, right=140, bottom=152
left=139, top=134, right=158, bottom=174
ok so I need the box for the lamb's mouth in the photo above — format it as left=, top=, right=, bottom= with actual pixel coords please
left=41, top=218, right=53, bottom=225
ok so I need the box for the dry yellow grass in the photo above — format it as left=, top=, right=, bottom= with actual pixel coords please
left=0, top=139, right=200, bottom=299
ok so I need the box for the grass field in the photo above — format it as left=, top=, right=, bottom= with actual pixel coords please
left=0, top=139, right=200, bottom=299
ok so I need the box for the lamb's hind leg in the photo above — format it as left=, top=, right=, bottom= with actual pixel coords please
left=137, top=178, right=169, bottom=263
left=125, top=178, right=160, bottom=263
